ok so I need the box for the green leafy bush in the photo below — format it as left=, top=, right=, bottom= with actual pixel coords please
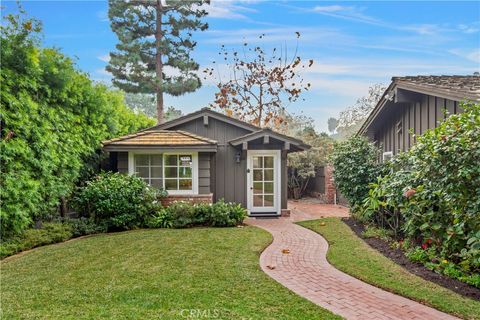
left=74, top=172, right=162, bottom=231
left=0, top=222, right=73, bottom=259
left=361, top=103, right=480, bottom=287
left=146, top=209, right=173, bottom=229
left=166, top=201, right=197, bottom=228
left=66, top=217, right=107, bottom=237
left=0, top=9, right=154, bottom=238
left=153, top=200, right=247, bottom=229
left=206, top=200, right=247, bottom=227
left=330, top=136, right=383, bottom=208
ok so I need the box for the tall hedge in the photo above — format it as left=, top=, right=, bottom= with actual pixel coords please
left=0, top=11, right=155, bottom=237
left=330, top=135, right=383, bottom=207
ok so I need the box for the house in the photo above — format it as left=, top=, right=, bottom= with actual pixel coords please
left=358, top=75, right=480, bottom=160
left=102, top=108, right=310, bottom=216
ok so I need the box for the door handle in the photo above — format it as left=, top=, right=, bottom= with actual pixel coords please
left=250, top=187, right=253, bottom=190
left=247, top=168, right=250, bottom=173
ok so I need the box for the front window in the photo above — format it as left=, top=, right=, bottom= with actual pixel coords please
left=134, top=154, right=163, bottom=189
left=132, top=153, right=195, bottom=193
left=164, top=154, right=193, bottom=191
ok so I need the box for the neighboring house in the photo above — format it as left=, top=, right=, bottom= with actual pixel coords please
left=358, top=75, right=480, bottom=160
left=103, top=108, right=310, bottom=216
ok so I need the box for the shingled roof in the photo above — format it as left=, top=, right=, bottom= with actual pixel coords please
left=102, top=130, right=217, bottom=151
left=392, top=75, right=480, bottom=102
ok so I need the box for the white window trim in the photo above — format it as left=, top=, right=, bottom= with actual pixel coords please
left=128, top=151, right=198, bottom=195
left=246, top=150, right=281, bottom=216
left=382, top=151, right=394, bottom=162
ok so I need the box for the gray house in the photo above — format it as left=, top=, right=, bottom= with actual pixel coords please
left=358, top=75, right=480, bottom=160
left=103, top=108, right=309, bottom=216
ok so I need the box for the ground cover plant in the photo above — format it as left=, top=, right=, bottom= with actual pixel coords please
left=300, top=218, right=480, bottom=320
left=1, top=227, right=340, bottom=320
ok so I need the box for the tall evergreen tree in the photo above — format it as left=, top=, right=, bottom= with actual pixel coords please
left=107, top=0, right=209, bottom=124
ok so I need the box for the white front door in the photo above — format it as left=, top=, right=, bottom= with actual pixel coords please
left=246, top=150, right=281, bottom=215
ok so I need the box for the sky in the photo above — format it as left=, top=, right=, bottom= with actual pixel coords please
left=2, top=1, right=480, bottom=132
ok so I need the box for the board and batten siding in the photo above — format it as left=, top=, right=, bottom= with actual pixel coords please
left=113, top=151, right=211, bottom=194
left=168, top=117, right=252, bottom=207
left=373, top=94, right=463, bottom=155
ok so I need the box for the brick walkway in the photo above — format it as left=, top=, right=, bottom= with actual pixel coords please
left=246, top=205, right=458, bottom=320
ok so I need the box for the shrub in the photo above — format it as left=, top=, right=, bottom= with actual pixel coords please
left=73, top=172, right=162, bottom=231
left=66, top=217, right=107, bottom=237
left=360, top=103, right=480, bottom=286
left=167, top=201, right=197, bottom=228
left=0, top=222, right=73, bottom=259
left=330, top=135, right=383, bottom=208
left=206, top=200, right=247, bottom=227
left=146, top=208, right=173, bottom=229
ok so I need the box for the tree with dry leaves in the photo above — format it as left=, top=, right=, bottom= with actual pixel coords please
left=204, top=33, right=313, bottom=127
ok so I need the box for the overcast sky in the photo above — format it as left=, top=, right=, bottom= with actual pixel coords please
left=3, top=1, right=479, bottom=132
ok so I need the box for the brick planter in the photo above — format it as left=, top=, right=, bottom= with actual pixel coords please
left=160, top=193, right=213, bottom=207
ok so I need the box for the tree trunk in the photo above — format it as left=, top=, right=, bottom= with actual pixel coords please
left=155, top=0, right=165, bottom=124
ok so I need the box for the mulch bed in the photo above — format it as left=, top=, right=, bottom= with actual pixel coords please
left=342, top=217, right=480, bottom=301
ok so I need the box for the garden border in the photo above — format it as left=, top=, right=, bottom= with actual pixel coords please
left=343, top=218, right=480, bottom=301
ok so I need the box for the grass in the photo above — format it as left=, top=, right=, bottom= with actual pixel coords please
left=0, top=226, right=340, bottom=320
left=299, top=218, right=480, bottom=320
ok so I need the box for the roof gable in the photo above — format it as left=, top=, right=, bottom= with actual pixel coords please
left=154, top=108, right=261, bottom=132
left=229, top=128, right=310, bottom=152
left=358, top=75, right=480, bottom=136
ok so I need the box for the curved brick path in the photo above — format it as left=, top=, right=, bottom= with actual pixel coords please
left=246, top=216, right=458, bottom=320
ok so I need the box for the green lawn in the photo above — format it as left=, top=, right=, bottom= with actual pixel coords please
left=299, top=218, right=480, bottom=320
left=1, top=227, right=340, bottom=320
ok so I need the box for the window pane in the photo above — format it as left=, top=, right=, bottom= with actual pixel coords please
left=141, top=178, right=149, bottom=185
left=151, top=167, right=162, bottom=178
left=264, top=156, right=274, bottom=168
left=264, top=195, right=274, bottom=207
left=179, top=179, right=192, bottom=190
left=253, top=169, right=263, bottom=181
left=253, top=182, right=263, bottom=194
left=264, top=182, right=274, bottom=193
left=165, top=179, right=178, bottom=190
left=135, top=155, right=149, bottom=166
left=179, top=167, right=192, bottom=178
left=253, top=195, right=263, bottom=206
left=164, top=167, right=178, bottom=178
left=151, top=155, right=162, bottom=166
left=164, top=155, right=178, bottom=166
left=264, top=169, right=274, bottom=181
left=151, top=179, right=162, bottom=189
left=253, top=156, right=262, bottom=168
left=136, top=167, right=149, bottom=178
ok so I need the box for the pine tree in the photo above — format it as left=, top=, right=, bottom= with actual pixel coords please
left=107, top=0, right=209, bottom=124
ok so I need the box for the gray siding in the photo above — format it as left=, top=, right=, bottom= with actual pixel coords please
left=170, top=117, right=288, bottom=210
left=373, top=93, right=462, bottom=155
left=198, top=152, right=211, bottom=194
left=170, top=117, right=253, bottom=207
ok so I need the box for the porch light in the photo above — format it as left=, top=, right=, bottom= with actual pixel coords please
left=235, top=151, right=241, bottom=163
